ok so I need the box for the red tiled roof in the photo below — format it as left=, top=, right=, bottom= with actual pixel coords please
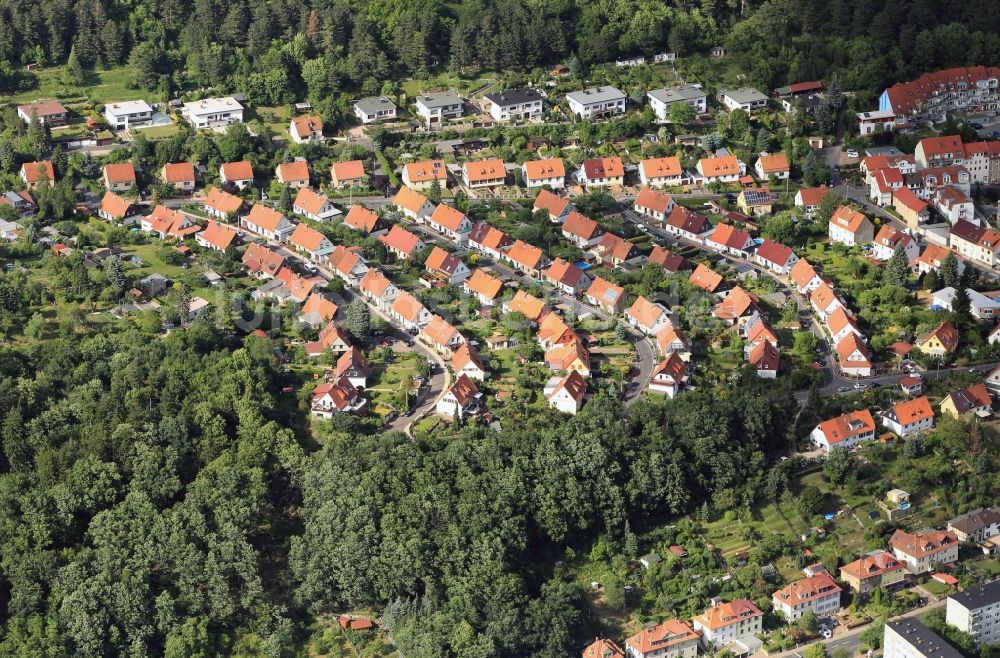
left=331, top=160, right=365, bottom=181
left=635, top=186, right=674, bottom=214
left=582, top=157, right=624, bottom=180
left=464, top=158, right=506, bottom=183
left=221, top=160, right=254, bottom=181
left=379, top=224, right=422, bottom=255
left=277, top=161, right=310, bottom=183
left=533, top=188, right=571, bottom=218
left=198, top=220, right=239, bottom=251
left=162, top=162, right=195, bottom=183
left=343, top=205, right=382, bottom=233
left=293, top=188, right=331, bottom=216
left=204, top=187, right=244, bottom=215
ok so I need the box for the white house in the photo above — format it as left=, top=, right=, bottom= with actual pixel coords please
left=871, top=225, right=919, bottom=262
left=719, top=88, right=769, bottom=112
left=882, top=396, right=934, bottom=437
left=484, top=87, right=544, bottom=122
left=811, top=409, right=876, bottom=453
left=639, top=157, right=685, bottom=187
left=182, top=97, right=244, bottom=129
left=523, top=159, right=566, bottom=189
left=626, top=296, right=671, bottom=335
left=946, top=581, right=1000, bottom=647
left=242, top=204, right=296, bottom=242
left=889, top=529, right=959, bottom=574
left=565, top=86, right=626, bottom=120
left=692, top=599, right=764, bottom=650
left=828, top=206, right=874, bottom=246
left=103, top=100, right=154, bottom=130
left=647, top=85, right=707, bottom=121
left=544, top=371, right=587, bottom=415
left=772, top=573, right=842, bottom=621
left=353, top=96, right=398, bottom=124
left=427, top=203, right=473, bottom=245
left=415, top=90, right=463, bottom=126
left=435, top=375, right=481, bottom=420
left=293, top=188, right=340, bottom=223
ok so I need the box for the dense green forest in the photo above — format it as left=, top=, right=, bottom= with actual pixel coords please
left=2, top=0, right=1000, bottom=112
left=0, top=312, right=798, bottom=655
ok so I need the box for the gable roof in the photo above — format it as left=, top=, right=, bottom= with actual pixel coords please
left=293, top=188, right=332, bottom=216
left=343, top=205, right=382, bottom=233
left=424, top=246, right=465, bottom=275
left=506, top=290, right=548, bottom=321
left=714, top=286, right=759, bottom=319
left=246, top=204, right=289, bottom=231
left=756, top=152, right=790, bottom=173
left=242, top=243, right=285, bottom=276
left=277, top=161, right=310, bottom=182
left=815, top=409, right=876, bottom=445
left=665, top=206, right=708, bottom=234
left=709, top=223, right=752, bottom=250
left=562, top=211, right=602, bottom=240
left=586, top=276, right=625, bottom=307
left=635, top=186, right=674, bottom=214
left=648, top=245, right=685, bottom=272
left=430, top=204, right=469, bottom=231
left=582, top=638, right=625, bottom=658
left=380, top=224, right=423, bottom=255
left=625, top=619, right=699, bottom=656
left=335, top=346, right=371, bottom=378
left=312, top=377, right=359, bottom=410
left=544, top=257, right=587, bottom=287
left=392, top=290, right=426, bottom=322
left=790, top=259, right=820, bottom=289
left=640, top=156, right=682, bottom=179
left=468, top=221, right=512, bottom=252
left=533, top=188, right=571, bottom=218
left=547, top=370, right=587, bottom=402
left=393, top=186, right=431, bottom=215
left=20, top=160, right=54, bottom=183
left=289, top=223, right=329, bottom=252
left=755, top=239, right=794, bottom=266
left=889, top=529, right=957, bottom=557
left=689, top=263, right=724, bottom=292
left=918, top=320, right=960, bottom=352
left=693, top=599, right=763, bottom=630
left=656, top=325, right=691, bottom=355
left=301, top=293, right=339, bottom=323
left=524, top=158, right=565, bottom=180
left=291, top=114, right=323, bottom=139
left=828, top=306, right=861, bottom=336
left=331, top=160, right=365, bottom=181
left=465, top=268, right=503, bottom=300
left=464, top=158, right=506, bottom=182
left=944, top=382, right=991, bottom=413
left=204, top=187, right=244, bottom=215
left=627, top=296, right=667, bottom=329
left=893, top=187, right=928, bottom=214
left=453, top=342, right=485, bottom=373
left=199, top=220, right=239, bottom=251
left=162, top=162, right=195, bottom=183
left=810, top=283, right=841, bottom=312
left=360, top=268, right=395, bottom=298
left=749, top=340, right=780, bottom=370
left=652, top=352, right=688, bottom=383
left=545, top=341, right=590, bottom=372
left=830, top=206, right=870, bottom=233
left=841, top=550, right=904, bottom=580
left=889, top=396, right=935, bottom=424
left=699, top=155, right=741, bottom=176
left=797, top=186, right=830, bottom=206
left=403, top=160, right=447, bottom=183
left=99, top=191, right=132, bottom=218
left=104, top=163, right=136, bottom=184
left=582, top=157, right=624, bottom=180
left=221, top=160, right=254, bottom=181
left=507, top=240, right=545, bottom=270
left=423, top=314, right=461, bottom=347
left=446, top=374, right=480, bottom=407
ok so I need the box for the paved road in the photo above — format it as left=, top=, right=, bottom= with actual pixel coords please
left=767, top=596, right=945, bottom=658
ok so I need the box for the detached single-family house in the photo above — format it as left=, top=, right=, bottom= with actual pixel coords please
left=276, top=160, right=310, bottom=188
left=626, top=296, right=671, bottom=335
left=565, top=86, right=626, bottom=120
left=20, top=161, right=55, bottom=189
left=579, top=157, right=625, bottom=187
left=634, top=186, right=675, bottom=225
left=754, top=239, right=798, bottom=274
left=463, top=158, right=507, bottom=188
left=872, top=225, right=919, bottom=262
left=424, top=246, right=471, bottom=285
left=352, top=96, right=397, bottom=124
left=706, top=223, right=754, bottom=257
left=585, top=277, right=626, bottom=314
left=523, top=158, right=565, bottom=189
left=182, top=97, right=243, bottom=129
left=288, top=223, right=334, bottom=262
left=543, top=257, right=591, bottom=295
left=790, top=259, right=823, bottom=293
left=940, top=383, right=992, bottom=419
left=562, top=211, right=605, bottom=247
left=242, top=204, right=296, bottom=242
left=310, top=378, right=366, bottom=419
left=97, top=191, right=135, bottom=223
left=720, top=88, right=769, bottom=112
left=242, top=243, right=285, bottom=279
left=689, top=263, right=724, bottom=294
left=421, top=314, right=466, bottom=354
left=453, top=343, right=488, bottom=382
left=196, top=220, right=239, bottom=252
left=343, top=205, right=387, bottom=237
left=505, top=240, right=548, bottom=279
left=17, top=100, right=68, bottom=125
left=103, top=163, right=136, bottom=192
left=811, top=409, right=876, bottom=453
left=415, top=90, right=463, bottom=125
left=692, top=599, right=763, bottom=649
left=484, top=87, right=544, bottom=122
left=544, top=342, right=591, bottom=378
left=423, top=205, right=470, bottom=246
left=916, top=320, right=959, bottom=356
left=203, top=187, right=244, bottom=220
left=330, top=160, right=366, bottom=188
left=401, top=160, right=448, bottom=191
left=882, top=396, right=935, bottom=437
left=657, top=325, right=692, bottom=361
left=795, top=187, right=830, bottom=218
left=391, top=291, right=433, bottom=330
left=647, top=85, right=708, bottom=120
left=335, top=347, right=371, bottom=389
left=754, top=153, right=790, bottom=180
left=464, top=268, right=504, bottom=306
left=289, top=115, right=324, bottom=143
left=161, top=162, right=196, bottom=192
left=293, top=188, right=340, bottom=223
left=359, top=268, right=399, bottom=312
left=436, top=374, right=481, bottom=420
left=380, top=224, right=426, bottom=260
left=392, top=186, right=435, bottom=221
left=639, top=157, right=684, bottom=188
left=545, top=371, right=588, bottom=414
left=533, top=188, right=573, bottom=222
left=328, top=246, right=370, bottom=286
left=649, top=353, right=688, bottom=398
left=220, top=161, right=254, bottom=190
left=697, top=156, right=744, bottom=184
left=828, top=206, right=874, bottom=246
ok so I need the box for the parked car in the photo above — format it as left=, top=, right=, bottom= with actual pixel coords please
left=846, top=149, right=859, bottom=158
left=821, top=629, right=833, bottom=639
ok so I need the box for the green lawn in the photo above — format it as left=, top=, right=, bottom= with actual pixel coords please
left=365, top=349, right=422, bottom=417
left=3, top=65, right=145, bottom=105
left=137, top=122, right=181, bottom=140
left=122, top=244, right=193, bottom=281
left=401, top=72, right=497, bottom=98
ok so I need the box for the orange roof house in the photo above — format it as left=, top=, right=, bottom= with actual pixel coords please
left=331, top=160, right=366, bottom=187
left=276, top=161, right=310, bottom=186
left=626, top=295, right=670, bottom=335
left=840, top=550, right=906, bottom=592
left=755, top=152, right=791, bottom=177
left=392, top=186, right=434, bottom=219
left=463, top=268, right=504, bottom=304
left=697, top=155, right=742, bottom=180
left=639, top=156, right=683, bottom=184
left=220, top=160, right=254, bottom=184
left=545, top=342, right=591, bottom=376
left=713, top=286, right=759, bottom=322
left=585, top=277, right=626, bottom=313
left=689, top=263, right=724, bottom=293
left=196, top=220, right=240, bottom=252
left=161, top=162, right=196, bottom=189
left=883, top=396, right=935, bottom=437
left=505, top=240, right=547, bottom=275
left=533, top=188, right=573, bottom=222
left=523, top=158, right=565, bottom=186
left=581, top=157, right=625, bottom=185
left=290, top=115, right=324, bottom=142
left=422, top=314, right=465, bottom=352
left=693, top=599, right=763, bottom=633
left=790, top=259, right=822, bottom=293
left=242, top=243, right=285, bottom=278
left=379, top=224, right=425, bottom=259
left=634, top=186, right=675, bottom=221
left=288, top=223, right=333, bottom=258
left=203, top=186, right=244, bottom=218
left=648, top=245, right=685, bottom=272
left=916, top=320, right=959, bottom=355
left=561, top=211, right=604, bottom=246
left=828, top=205, right=874, bottom=245
left=656, top=325, right=692, bottom=360
left=98, top=191, right=134, bottom=221
left=402, top=160, right=448, bottom=189
left=625, top=620, right=700, bottom=658
left=582, top=638, right=625, bottom=658
left=300, top=293, right=339, bottom=325
left=504, top=290, right=549, bottom=322
left=462, top=158, right=506, bottom=187
left=103, top=163, right=136, bottom=189
left=811, top=409, right=876, bottom=452
left=20, top=160, right=55, bottom=187
left=343, top=205, right=386, bottom=235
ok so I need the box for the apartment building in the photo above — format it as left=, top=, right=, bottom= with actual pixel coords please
left=946, top=580, right=1000, bottom=646
left=771, top=573, right=842, bottom=621
left=566, top=86, right=627, bottom=120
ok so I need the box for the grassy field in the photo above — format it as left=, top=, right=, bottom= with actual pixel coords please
left=3, top=66, right=146, bottom=105
left=137, top=122, right=181, bottom=140
left=401, top=72, right=497, bottom=98
left=365, top=348, right=422, bottom=417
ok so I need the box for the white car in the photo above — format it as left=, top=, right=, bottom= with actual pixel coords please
left=820, top=628, right=833, bottom=639
left=846, top=149, right=859, bottom=158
